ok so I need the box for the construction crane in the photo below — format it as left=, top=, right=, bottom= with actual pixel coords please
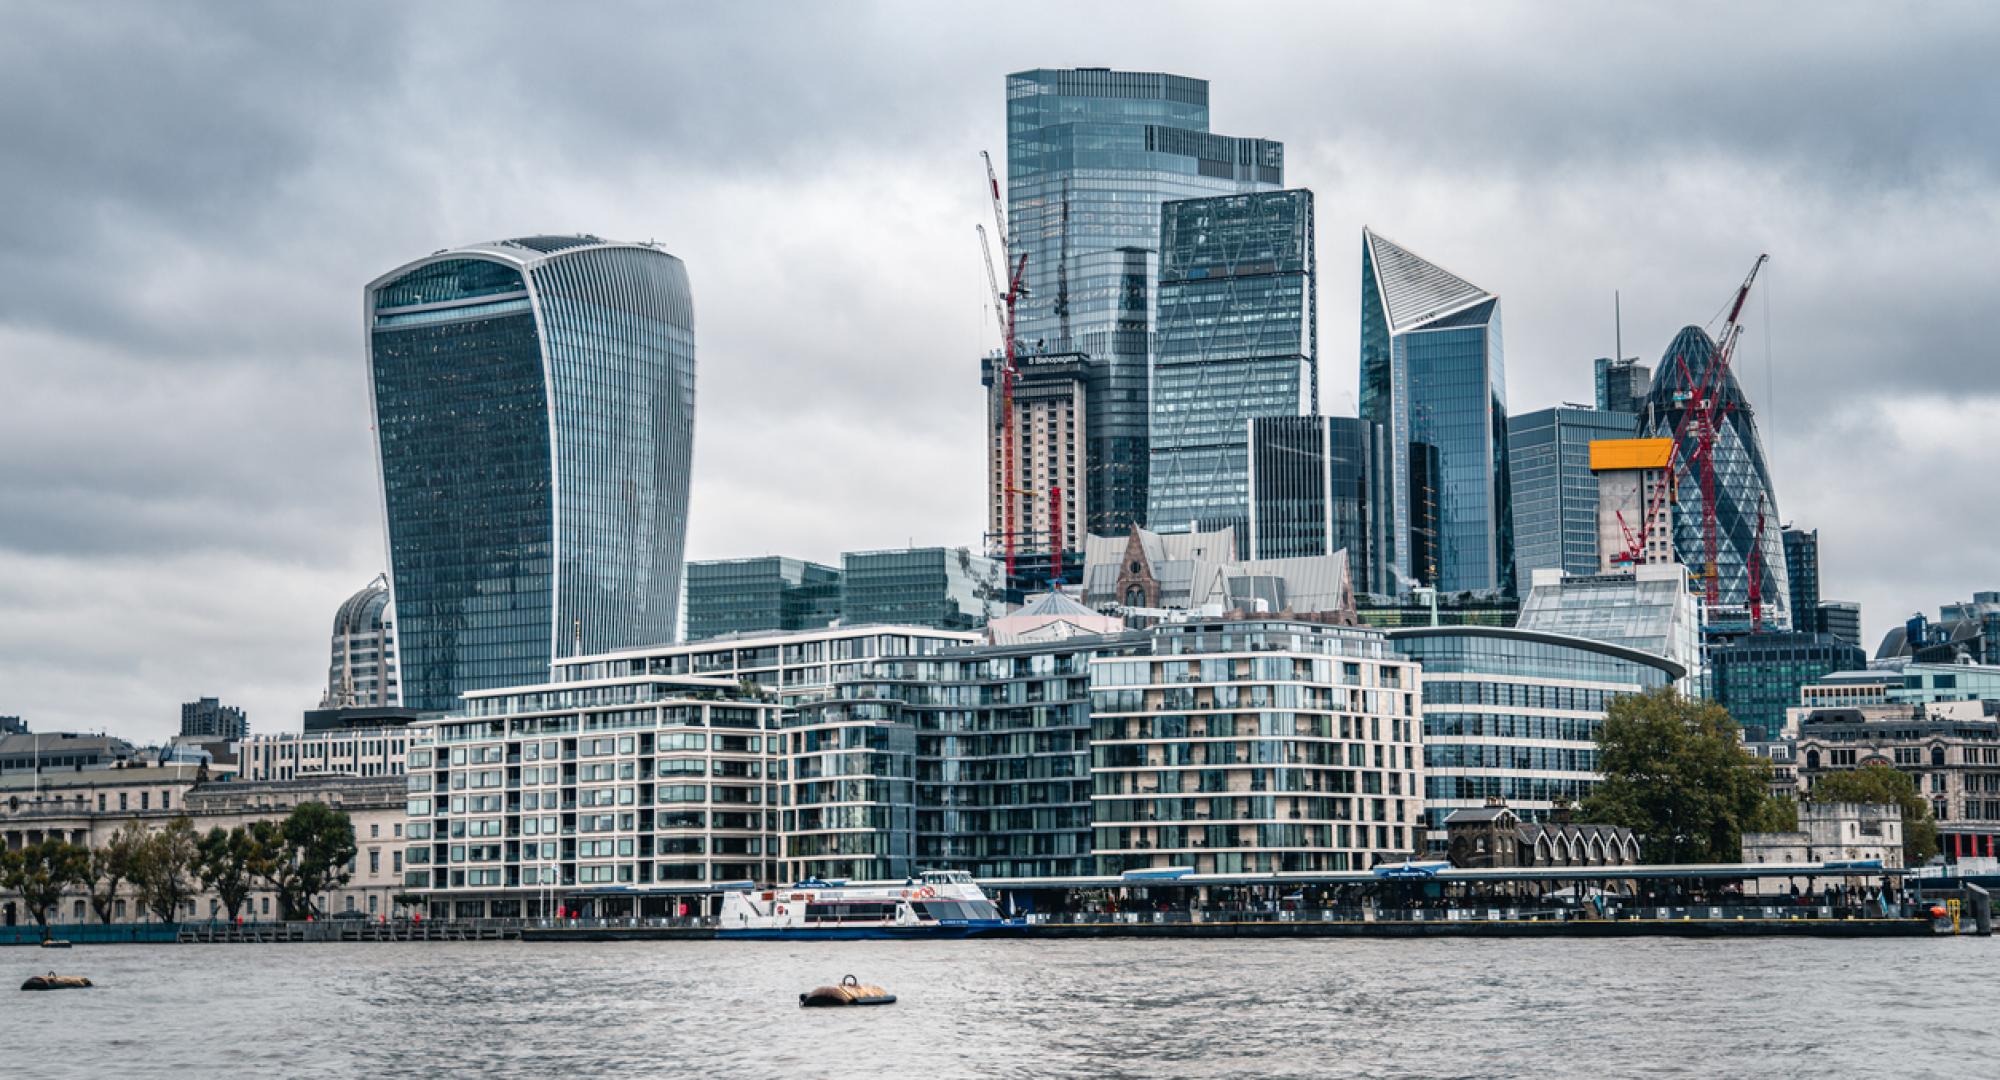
left=976, top=150, right=1030, bottom=585
left=1650, top=254, right=1768, bottom=608
left=1747, top=493, right=1766, bottom=631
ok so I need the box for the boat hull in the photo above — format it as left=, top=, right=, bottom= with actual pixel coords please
left=718, top=921, right=1009, bottom=941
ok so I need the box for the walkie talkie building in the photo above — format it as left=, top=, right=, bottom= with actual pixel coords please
left=365, top=236, right=696, bottom=712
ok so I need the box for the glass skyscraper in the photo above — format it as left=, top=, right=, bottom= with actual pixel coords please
left=1247, top=415, right=1391, bottom=596
left=366, top=236, right=695, bottom=712
left=840, top=548, right=1000, bottom=632
left=1640, top=325, right=1791, bottom=628
left=1006, top=68, right=1283, bottom=535
left=1507, top=406, right=1637, bottom=584
left=1593, top=357, right=1651, bottom=414
left=1358, top=229, right=1512, bottom=595
left=1149, top=189, right=1315, bottom=542
left=684, top=556, right=841, bottom=642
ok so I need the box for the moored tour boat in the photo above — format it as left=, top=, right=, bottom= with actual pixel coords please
left=719, top=869, right=1010, bottom=939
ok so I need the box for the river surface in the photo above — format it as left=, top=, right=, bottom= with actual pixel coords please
left=4, top=937, right=1993, bottom=1078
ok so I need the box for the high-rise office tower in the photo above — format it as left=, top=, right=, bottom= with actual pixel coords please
left=1508, top=406, right=1637, bottom=583
left=1640, top=325, right=1791, bottom=628
left=1784, top=526, right=1820, bottom=628
left=1149, top=189, right=1315, bottom=544
left=323, top=574, right=400, bottom=708
left=180, top=697, right=248, bottom=741
left=1246, top=415, right=1390, bottom=596
left=366, top=236, right=696, bottom=711
left=1594, top=357, right=1651, bottom=414
left=1006, top=68, right=1283, bottom=536
left=1358, top=229, right=1512, bottom=595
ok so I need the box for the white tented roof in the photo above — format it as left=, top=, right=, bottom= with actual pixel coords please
left=1364, top=228, right=1493, bottom=332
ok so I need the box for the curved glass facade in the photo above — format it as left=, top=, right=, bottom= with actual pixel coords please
left=368, top=239, right=694, bottom=713
left=1390, top=627, right=1679, bottom=849
left=1641, top=325, right=1790, bottom=627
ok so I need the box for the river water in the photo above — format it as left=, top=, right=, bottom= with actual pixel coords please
left=5, top=937, right=1992, bottom=1078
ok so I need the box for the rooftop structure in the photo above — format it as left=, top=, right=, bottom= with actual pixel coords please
left=0, top=732, right=138, bottom=776
left=1515, top=564, right=1702, bottom=693
left=840, top=548, right=1000, bottom=632
left=1593, top=356, right=1651, bottom=415
left=1081, top=525, right=1355, bottom=624
left=180, top=697, right=247, bottom=741
left=683, top=556, right=841, bottom=643
left=324, top=574, right=399, bottom=709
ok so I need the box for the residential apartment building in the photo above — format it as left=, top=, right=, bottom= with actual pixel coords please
left=406, top=675, right=785, bottom=919
left=1088, top=620, right=1423, bottom=874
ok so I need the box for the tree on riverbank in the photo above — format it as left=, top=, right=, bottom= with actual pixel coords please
left=86, top=821, right=148, bottom=923
left=1808, top=765, right=1939, bottom=864
left=196, top=825, right=260, bottom=920
left=0, top=838, right=90, bottom=937
left=1581, top=688, right=1793, bottom=863
left=134, top=817, right=200, bottom=923
left=250, top=802, right=356, bottom=920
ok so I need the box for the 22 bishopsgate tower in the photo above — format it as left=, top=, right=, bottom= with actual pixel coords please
left=365, top=236, right=696, bottom=712
left=1005, top=68, right=1284, bottom=537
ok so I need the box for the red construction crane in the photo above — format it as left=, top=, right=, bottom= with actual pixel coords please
left=1747, top=493, right=1766, bottom=631
left=976, top=150, right=1029, bottom=584
left=1657, top=254, right=1768, bottom=608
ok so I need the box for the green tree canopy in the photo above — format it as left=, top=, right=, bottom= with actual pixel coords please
left=251, top=802, right=356, bottom=920
left=195, top=825, right=260, bottom=921
left=1581, top=688, right=1793, bottom=863
left=0, top=838, right=90, bottom=937
left=86, top=821, right=149, bottom=924
left=1808, top=764, right=1939, bottom=864
left=134, top=817, right=199, bottom=923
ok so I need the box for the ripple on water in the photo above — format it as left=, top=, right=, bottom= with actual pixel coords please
left=3, top=937, right=1994, bottom=1079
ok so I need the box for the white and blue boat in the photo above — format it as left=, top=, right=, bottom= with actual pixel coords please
left=717, top=870, right=1011, bottom=939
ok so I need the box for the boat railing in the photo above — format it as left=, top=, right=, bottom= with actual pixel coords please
left=1020, top=901, right=1930, bottom=926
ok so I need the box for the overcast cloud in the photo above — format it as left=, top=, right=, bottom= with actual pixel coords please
left=3, top=1, right=1997, bottom=742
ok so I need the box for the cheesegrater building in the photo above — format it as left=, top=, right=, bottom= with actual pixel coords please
left=366, top=236, right=696, bottom=713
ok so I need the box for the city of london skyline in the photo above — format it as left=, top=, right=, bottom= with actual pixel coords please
left=5, top=3, right=1998, bottom=740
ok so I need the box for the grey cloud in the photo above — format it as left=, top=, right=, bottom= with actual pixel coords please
left=4, top=0, right=2000, bottom=739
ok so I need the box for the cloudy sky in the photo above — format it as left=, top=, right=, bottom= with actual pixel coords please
left=3, top=1, right=1996, bottom=742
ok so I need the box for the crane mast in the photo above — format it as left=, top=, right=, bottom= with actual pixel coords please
left=977, top=151, right=1030, bottom=586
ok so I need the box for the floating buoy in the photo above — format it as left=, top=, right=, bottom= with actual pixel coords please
left=800, top=974, right=895, bottom=1008
left=40, top=940, right=72, bottom=949
left=21, top=974, right=92, bottom=991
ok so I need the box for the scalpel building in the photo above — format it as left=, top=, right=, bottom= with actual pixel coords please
left=366, top=236, right=696, bottom=712
left=1358, top=229, right=1512, bottom=596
